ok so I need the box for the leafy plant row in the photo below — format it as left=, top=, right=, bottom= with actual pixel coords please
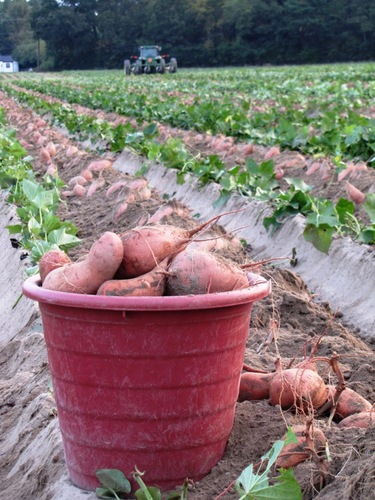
left=8, top=66, right=375, bottom=164
left=2, top=84, right=375, bottom=252
left=0, top=106, right=80, bottom=276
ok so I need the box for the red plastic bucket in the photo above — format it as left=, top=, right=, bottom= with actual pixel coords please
left=23, top=275, right=270, bottom=492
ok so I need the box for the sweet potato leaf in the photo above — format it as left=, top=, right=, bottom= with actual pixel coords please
left=235, top=429, right=301, bottom=500
left=135, top=486, right=162, bottom=500
left=95, top=468, right=131, bottom=494
left=303, top=223, right=335, bottom=253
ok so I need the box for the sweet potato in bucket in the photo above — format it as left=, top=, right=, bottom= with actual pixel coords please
left=117, top=211, right=243, bottom=279
left=42, top=231, right=123, bottom=294
left=97, top=258, right=169, bottom=297
left=166, top=248, right=249, bottom=295
left=39, top=249, right=72, bottom=283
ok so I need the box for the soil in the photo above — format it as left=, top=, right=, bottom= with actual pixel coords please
left=0, top=87, right=374, bottom=500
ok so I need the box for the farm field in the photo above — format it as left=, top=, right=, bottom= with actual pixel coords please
left=0, top=64, right=374, bottom=499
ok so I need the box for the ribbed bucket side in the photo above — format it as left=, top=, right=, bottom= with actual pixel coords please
left=40, top=302, right=253, bottom=490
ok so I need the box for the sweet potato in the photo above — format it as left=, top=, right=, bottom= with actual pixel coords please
left=238, top=372, right=274, bottom=402
left=306, top=161, right=320, bottom=176
left=66, top=145, right=79, bottom=158
left=37, top=135, right=47, bottom=146
left=324, top=385, right=373, bottom=420
left=42, top=231, right=123, bottom=294
left=136, top=186, right=152, bottom=201
left=68, top=175, right=87, bottom=188
left=113, top=193, right=136, bottom=221
left=148, top=205, right=175, bottom=224
left=126, top=178, right=149, bottom=191
left=264, top=145, right=280, bottom=160
left=276, top=425, right=327, bottom=469
left=346, top=181, right=365, bottom=204
left=61, top=190, right=74, bottom=198
left=45, top=141, right=57, bottom=157
left=106, top=180, right=129, bottom=197
left=39, top=148, right=51, bottom=164
left=86, top=159, right=112, bottom=173
left=242, top=143, right=254, bottom=156
left=166, top=248, right=249, bottom=295
left=97, top=259, right=169, bottom=297
left=33, top=130, right=41, bottom=142
left=35, top=118, right=46, bottom=128
left=46, top=163, right=57, bottom=177
left=106, top=178, right=149, bottom=198
left=39, top=250, right=72, bottom=283
left=187, top=226, right=243, bottom=254
left=338, top=410, right=374, bottom=429
left=118, top=213, right=234, bottom=279
left=269, top=367, right=327, bottom=410
left=148, top=200, right=191, bottom=225
left=73, top=184, right=86, bottom=197
left=81, top=168, right=94, bottom=181
left=87, top=176, right=105, bottom=197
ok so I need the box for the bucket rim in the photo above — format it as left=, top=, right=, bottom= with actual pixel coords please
left=22, top=274, right=271, bottom=311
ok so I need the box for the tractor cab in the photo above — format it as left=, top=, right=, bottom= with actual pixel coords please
left=139, top=46, right=161, bottom=59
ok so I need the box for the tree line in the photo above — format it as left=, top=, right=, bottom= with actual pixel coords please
left=1, top=0, right=374, bottom=71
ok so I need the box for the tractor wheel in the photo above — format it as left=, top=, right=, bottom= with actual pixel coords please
left=160, top=58, right=166, bottom=74
left=134, top=62, right=142, bottom=75
left=124, top=60, right=131, bottom=76
left=169, top=58, right=177, bottom=73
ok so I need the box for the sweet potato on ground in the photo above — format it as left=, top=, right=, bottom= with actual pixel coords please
left=269, top=367, right=327, bottom=410
left=276, top=425, right=327, bottom=469
left=148, top=200, right=191, bottom=224
left=86, top=159, right=113, bottom=173
left=324, top=385, right=373, bottom=420
left=338, top=410, right=374, bottom=429
left=238, top=372, right=274, bottom=402
left=87, top=176, right=105, bottom=197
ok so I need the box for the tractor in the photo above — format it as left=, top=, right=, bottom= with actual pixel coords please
left=124, top=46, right=177, bottom=75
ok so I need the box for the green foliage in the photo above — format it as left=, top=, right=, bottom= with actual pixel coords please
left=94, top=430, right=302, bottom=499
left=263, top=176, right=375, bottom=252
left=95, top=468, right=189, bottom=500
left=0, top=113, right=80, bottom=274
left=95, top=469, right=131, bottom=499
left=2, top=64, right=374, bottom=253
left=234, top=428, right=302, bottom=500
left=6, top=64, right=375, bottom=162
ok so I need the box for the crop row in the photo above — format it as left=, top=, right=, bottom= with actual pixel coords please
left=1, top=81, right=374, bottom=253
left=5, top=64, right=375, bottom=163
left=0, top=105, right=80, bottom=278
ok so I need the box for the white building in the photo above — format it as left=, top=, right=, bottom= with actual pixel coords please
left=0, top=55, right=19, bottom=73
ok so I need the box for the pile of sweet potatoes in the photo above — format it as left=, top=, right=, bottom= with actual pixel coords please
left=39, top=214, right=258, bottom=297
left=236, top=354, right=373, bottom=477
left=238, top=356, right=374, bottom=433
